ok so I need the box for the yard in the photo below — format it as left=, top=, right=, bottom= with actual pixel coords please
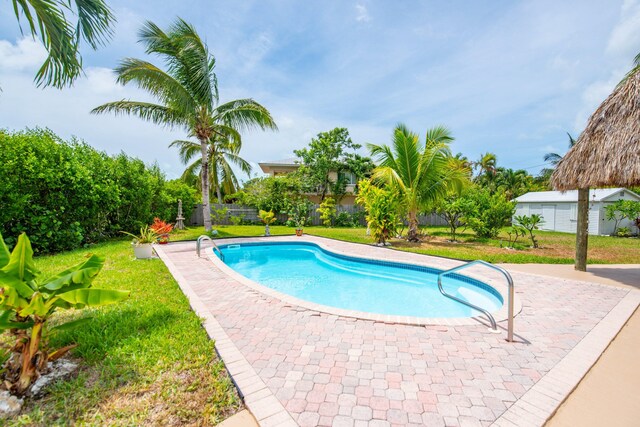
left=8, top=239, right=241, bottom=426
left=174, top=225, right=640, bottom=264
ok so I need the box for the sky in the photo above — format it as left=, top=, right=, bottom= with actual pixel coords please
left=1, top=0, right=639, bottom=180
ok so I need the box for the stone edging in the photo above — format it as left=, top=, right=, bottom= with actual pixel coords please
left=491, top=289, right=640, bottom=427
left=205, top=235, right=522, bottom=329
left=154, top=244, right=298, bottom=427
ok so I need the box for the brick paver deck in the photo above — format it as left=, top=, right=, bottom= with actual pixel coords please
left=155, top=236, right=639, bottom=427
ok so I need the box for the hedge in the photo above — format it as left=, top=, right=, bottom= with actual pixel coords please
left=0, top=128, right=197, bottom=253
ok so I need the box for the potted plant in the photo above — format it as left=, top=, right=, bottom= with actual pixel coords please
left=150, top=217, right=173, bottom=244
left=286, top=199, right=312, bottom=237
left=258, top=210, right=277, bottom=236
left=122, top=226, right=158, bottom=259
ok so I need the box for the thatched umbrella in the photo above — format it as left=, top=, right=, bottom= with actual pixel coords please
left=551, top=70, right=640, bottom=271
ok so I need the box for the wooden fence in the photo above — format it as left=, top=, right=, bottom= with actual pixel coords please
left=189, top=203, right=448, bottom=227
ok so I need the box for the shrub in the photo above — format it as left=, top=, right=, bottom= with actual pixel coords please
left=514, top=214, right=544, bottom=248
left=617, top=226, right=631, bottom=237
left=0, top=129, right=191, bottom=253
left=317, top=197, right=337, bottom=226
left=461, top=188, right=515, bottom=238
left=435, top=193, right=470, bottom=242
left=356, top=181, right=401, bottom=245
left=334, top=211, right=354, bottom=227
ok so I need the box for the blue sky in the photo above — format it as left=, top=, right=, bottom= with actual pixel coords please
left=1, top=0, right=638, bottom=179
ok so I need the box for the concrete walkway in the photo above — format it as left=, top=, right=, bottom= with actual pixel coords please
left=499, top=264, right=640, bottom=427
left=156, top=238, right=639, bottom=426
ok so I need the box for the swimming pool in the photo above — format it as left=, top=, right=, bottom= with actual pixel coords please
left=214, top=241, right=503, bottom=319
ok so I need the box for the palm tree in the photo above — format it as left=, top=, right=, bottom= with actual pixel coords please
left=8, top=0, right=115, bottom=88
left=92, top=19, right=277, bottom=231
left=474, top=152, right=497, bottom=179
left=170, top=136, right=251, bottom=203
left=368, top=124, right=469, bottom=242
left=540, top=133, right=577, bottom=180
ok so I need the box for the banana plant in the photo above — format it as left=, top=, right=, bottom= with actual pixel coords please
left=0, top=233, right=129, bottom=395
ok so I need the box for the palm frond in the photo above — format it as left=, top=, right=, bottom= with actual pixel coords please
left=169, top=139, right=201, bottom=164
left=214, top=99, right=278, bottom=132
left=91, top=101, right=187, bottom=128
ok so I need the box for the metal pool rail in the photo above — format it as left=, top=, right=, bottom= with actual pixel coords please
left=438, top=260, right=515, bottom=342
left=196, top=235, right=224, bottom=261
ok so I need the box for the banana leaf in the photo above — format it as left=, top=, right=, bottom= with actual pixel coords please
left=42, top=255, right=104, bottom=291
left=1, top=233, right=40, bottom=285
left=57, top=289, right=130, bottom=307
left=0, top=232, right=10, bottom=269
left=0, top=310, right=33, bottom=330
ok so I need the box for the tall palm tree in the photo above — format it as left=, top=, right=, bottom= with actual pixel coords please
left=368, top=124, right=469, bottom=242
left=9, top=0, right=115, bottom=88
left=92, top=19, right=277, bottom=231
left=170, top=136, right=251, bottom=203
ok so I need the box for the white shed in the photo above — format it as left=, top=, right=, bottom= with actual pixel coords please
left=514, top=188, right=640, bottom=235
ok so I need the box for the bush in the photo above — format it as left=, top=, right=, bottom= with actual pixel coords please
left=317, top=197, right=337, bottom=226
left=334, top=211, right=353, bottom=227
left=0, top=129, right=193, bottom=253
left=461, top=188, right=515, bottom=238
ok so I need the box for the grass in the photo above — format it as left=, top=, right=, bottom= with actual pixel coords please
left=174, top=224, right=640, bottom=264
left=9, top=238, right=241, bottom=426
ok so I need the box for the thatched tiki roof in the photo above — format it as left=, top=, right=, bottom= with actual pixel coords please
left=551, top=70, right=640, bottom=190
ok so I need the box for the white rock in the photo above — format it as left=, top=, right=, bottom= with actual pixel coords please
left=0, top=390, right=23, bottom=418
left=30, top=359, right=78, bottom=397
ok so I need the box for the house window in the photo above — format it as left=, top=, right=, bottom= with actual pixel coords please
left=338, top=171, right=357, bottom=185
left=570, top=203, right=577, bottom=221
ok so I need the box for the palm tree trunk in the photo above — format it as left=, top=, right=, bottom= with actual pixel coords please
left=407, top=210, right=420, bottom=242
left=575, top=187, right=589, bottom=271
left=200, top=139, right=212, bottom=232
left=216, top=185, right=223, bottom=204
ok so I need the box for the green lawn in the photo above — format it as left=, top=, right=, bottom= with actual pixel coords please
left=173, top=225, right=640, bottom=264
left=9, top=239, right=241, bottom=426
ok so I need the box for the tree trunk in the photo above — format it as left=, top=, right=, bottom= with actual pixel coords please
left=17, top=320, right=44, bottom=394
left=200, top=140, right=212, bottom=232
left=575, top=187, right=589, bottom=271
left=407, top=210, right=420, bottom=242
left=216, top=185, right=223, bottom=204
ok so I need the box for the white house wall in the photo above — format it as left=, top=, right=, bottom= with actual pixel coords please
left=514, top=202, right=602, bottom=235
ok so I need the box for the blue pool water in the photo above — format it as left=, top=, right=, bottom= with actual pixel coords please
left=216, top=242, right=502, bottom=318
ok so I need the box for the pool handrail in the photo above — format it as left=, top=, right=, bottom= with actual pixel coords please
left=437, top=260, right=514, bottom=342
left=196, top=235, right=224, bottom=261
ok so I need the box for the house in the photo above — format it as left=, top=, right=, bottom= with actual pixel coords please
left=514, top=188, right=640, bottom=235
left=258, top=157, right=359, bottom=204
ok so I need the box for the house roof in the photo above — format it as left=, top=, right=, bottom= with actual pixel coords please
left=515, top=188, right=640, bottom=203
left=258, top=157, right=299, bottom=167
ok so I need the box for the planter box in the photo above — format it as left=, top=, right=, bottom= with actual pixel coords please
left=133, top=243, right=154, bottom=259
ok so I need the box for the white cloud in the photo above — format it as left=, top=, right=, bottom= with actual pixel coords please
left=0, top=37, right=46, bottom=72
left=606, top=0, right=640, bottom=58
left=355, top=3, right=370, bottom=22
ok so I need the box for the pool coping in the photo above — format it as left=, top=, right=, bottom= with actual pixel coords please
left=204, top=235, right=523, bottom=329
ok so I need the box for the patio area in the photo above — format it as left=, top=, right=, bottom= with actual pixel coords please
left=155, top=236, right=639, bottom=427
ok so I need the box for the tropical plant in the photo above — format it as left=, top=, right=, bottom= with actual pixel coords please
left=435, top=193, right=470, bottom=242
left=461, top=188, right=516, bottom=238
left=121, top=225, right=158, bottom=245
left=616, top=226, right=631, bottom=237
left=169, top=136, right=251, bottom=203
left=514, top=214, right=544, bottom=248
left=504, top=225, right=526, bottom=248
left=368, top=124, right=470, bottom=241
left=258, top=210, right=276, bottom=236
left=356, top=180, right=401, bottom=245
left=605, top=200, right=640, bottom=235
left=232, top=175, right=304, bottom=213
left=0, top=232, right=129, bottom=395
left=150, top=218, right=173, bottom=235
left=540, top=133, right=577, bottom=182
left=317, top=197, right=337, bottom=227
left=285, top=199, right=313, bottom=229
left=8, top=0, right=115, bottom=88
left=92, top=18, right=277, bottom=232
left=474, top=152, right=497, bottom=180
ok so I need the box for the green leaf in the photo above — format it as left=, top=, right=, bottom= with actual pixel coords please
left=18, top=293, right=47, bottom=317
left=42, top=254, right=104, bottom=292
left=0, top=271, right=36, bottom=299
left=57, top=289, right=130, bottom=307
left=0, top=310, right=33, bottom=330
left=0, top=232, right=10, bottom=269
left=49, top=316, right=93, bottom=333
left=1, top=233, right=39, bottom=284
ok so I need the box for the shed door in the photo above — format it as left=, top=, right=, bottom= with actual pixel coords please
left=542, top=204, right=556, bottom=231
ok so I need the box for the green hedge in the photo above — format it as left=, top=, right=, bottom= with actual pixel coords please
left=0, top=128, right=197, bottom=253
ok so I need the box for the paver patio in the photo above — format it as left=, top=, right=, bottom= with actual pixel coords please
left=155, top=236, right=639, bottom=427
